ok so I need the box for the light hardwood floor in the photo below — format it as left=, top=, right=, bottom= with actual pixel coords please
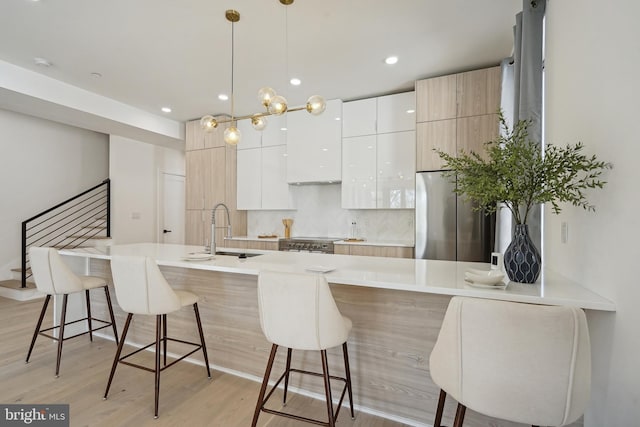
left=0, top=296, right=409, bottom=427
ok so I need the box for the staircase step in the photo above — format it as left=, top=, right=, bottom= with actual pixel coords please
left=81, top=225, right=106, bottom=230
left=0, top=280, right=43, bottom=301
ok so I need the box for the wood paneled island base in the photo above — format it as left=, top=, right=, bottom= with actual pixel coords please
left=84, top=258, right=578, bottom=427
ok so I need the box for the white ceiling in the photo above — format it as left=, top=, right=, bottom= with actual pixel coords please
left=0, top=0, right=522, bottom=123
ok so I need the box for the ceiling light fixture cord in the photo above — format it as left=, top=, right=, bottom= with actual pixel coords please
left=231, top=18, right=235, bottom=120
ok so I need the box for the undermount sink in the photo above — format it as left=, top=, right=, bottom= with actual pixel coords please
left=215, top=251, right=262, bottom=258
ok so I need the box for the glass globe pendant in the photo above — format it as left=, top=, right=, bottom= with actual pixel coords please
left=258, top=87, right=277, bottom=109
left=268, top=95, right=288, bottom=115
left=200, top=115, right=218, bottom=133
left=306, top=95, right=326, bottom=116
left=251, top=115, right=267, bottom=131
left=224, top=126, right=241, bottom=145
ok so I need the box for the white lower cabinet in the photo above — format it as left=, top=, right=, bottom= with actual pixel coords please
left=237, top=145, right=293, bottom=210
left=342, top=131, right=415, bottom=209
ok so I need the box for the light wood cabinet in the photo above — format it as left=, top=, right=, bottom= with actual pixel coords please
left=334, top=244, right=414, bottom=258
left=224, top=239, right=278, bottom=251
left=416, top=120, right=457, bottom=171
left=416, top=75, right=457, bottom=122
left=184, top=119, right=247, bottom=247
left=416, top=66, right=500, bottom=172
left=456, top=67, right=501, bottom=117
left=457, top=114, right=499, bottom=157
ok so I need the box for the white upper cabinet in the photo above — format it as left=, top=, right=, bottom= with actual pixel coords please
left=236, top=148, right=262, bottom=210
left=342, top=135, right=377, bottom=209
left=286, top=99, right=342, bottom=183
left=237, top=145, right=293, bottom=210
left=342, top=98, right=377, bottom=137
left=376, top=92, right=416, bottom=134
left=261, top=145, right=293, bottom=209
left=376, top=131, right=416, bottom=209
left=341, top=92, right=416, bottom=209
left=262, top=114, right=287, bottom=147
left=236, top=119, right=262, bottom=150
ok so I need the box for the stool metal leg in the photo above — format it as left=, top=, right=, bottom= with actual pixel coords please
left=342, top=343, right=355, bottom=419
left=104, top=313, right=133, bottom=399
left=85, top=290, right=93, bottom=342
left=453, top=403, right=467, bottom=427
left=433, top=389, right=446, bottom=427
left=26, top=294, right=51, bottom=363
left=251, top=344, right=279, bottom=427
left=154, top=315, right=162, bottom=418
left=54, top=295, right=69, bottom=377
left=162, top=314, right=167, bottom=366
left=193, top=303, right=211, bottom=378
left=283, top=348, right=292, bottom=405
left=104, top=286, right=119, bottom=344
left=321, top=349, right=336, bottom=427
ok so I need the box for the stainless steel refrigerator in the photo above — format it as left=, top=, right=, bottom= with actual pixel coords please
left=415, top=171, right=495, bottom=262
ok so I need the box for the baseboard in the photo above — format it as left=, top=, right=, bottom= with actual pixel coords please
left=0, top=280, right=44, bottom=301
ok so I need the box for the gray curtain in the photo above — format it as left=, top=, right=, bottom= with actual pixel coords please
left=497, top=0, right=546, bottom=253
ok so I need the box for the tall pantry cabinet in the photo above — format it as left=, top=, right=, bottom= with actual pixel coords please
left=184, top=118, right=247, bottom=248
left=416, top=66, right=501, bottom=171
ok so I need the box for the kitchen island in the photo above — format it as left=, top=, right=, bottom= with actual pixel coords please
left=60, top=243, right=614, bottom=427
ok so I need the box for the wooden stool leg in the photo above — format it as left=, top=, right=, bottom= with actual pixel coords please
left=104, top=313, right=132, bottom=399
left=251, top=344, right=278, bottom=427
left=321, top=349, right=336, bottom=427
left=154, top=315, right=162, bottom=418
left=26, top=294, right=51, bottom=363
left=453, top=403, right=467, bottom=427
left=283, top=348, right=292, bottom=405
left=85, top=290, right=93, bottom=342
left=193, top=303, right=211, bottom=378
left=104, top=286, right=119, bottom=343
left=434, top=389, right=447, bottom=427
left=55, top=295, right=68, bottom=377
left=342, top=342, right=355, bottom=419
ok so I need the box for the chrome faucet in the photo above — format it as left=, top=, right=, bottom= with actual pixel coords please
left=208, top=203, right=232, bottom=254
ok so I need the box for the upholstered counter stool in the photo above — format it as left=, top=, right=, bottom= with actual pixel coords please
left=26, top=247, right=119, bottom=377
left=429, top=296, right=591, bottom=427
left=252, top=271, right=355, bottom=427
left=104, top=255, right=210, bottom=418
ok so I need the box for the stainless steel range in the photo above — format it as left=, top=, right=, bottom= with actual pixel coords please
left=278, top=237, right=341, bottom=254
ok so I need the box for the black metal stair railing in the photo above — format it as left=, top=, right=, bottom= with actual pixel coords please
left=20, top=179, right=111, bottom=288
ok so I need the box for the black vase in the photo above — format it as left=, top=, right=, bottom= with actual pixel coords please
left=504, top=224, right=541, bottom=283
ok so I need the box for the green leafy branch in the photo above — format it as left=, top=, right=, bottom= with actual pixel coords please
left=435, top=111, right=612, bottom=225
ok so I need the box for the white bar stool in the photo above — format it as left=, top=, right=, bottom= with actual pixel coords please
left=103, top=255, right=211, bottom=418
left=252, top=270, right=355, bottom=427
left=429, top=296, right=591, bottom=427
left=26, top=246, right=119, bottom=377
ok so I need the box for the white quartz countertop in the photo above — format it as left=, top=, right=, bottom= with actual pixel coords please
left=60, top=243, right=615, bottom=312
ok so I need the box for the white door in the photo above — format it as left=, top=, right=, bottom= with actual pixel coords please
left=162, top=173, right=185, bottom=244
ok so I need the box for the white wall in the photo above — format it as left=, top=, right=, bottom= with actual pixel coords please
left=545, top=1, right=640, bottom=425
left=247, top=184, right=415, bottom=241
left=0, top=109, right=108, bottom=279
left=109, top=135, right=184, bottom=244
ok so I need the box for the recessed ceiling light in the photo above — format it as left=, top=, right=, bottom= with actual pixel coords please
left=280, top=127, right=287, bottom=131
left=218, top=94, right=229, bottom=101
left=406, top=109, right=415, bottom=114
left=385, top=56, right=398, bottom=65
left=335, top=117, right=341, bottom=121
left=161, top=107, right=172, bottom=113
left=33, top=57, right=51, bottom=67
left=290, top=78, right=301, bottom=86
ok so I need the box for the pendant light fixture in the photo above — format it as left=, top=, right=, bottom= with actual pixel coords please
left=199, top=0, right=326, bottom=145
